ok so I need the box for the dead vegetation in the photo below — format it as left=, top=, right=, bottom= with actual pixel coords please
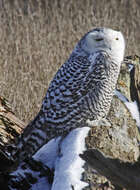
left=0, top=0, right=140, bottom=123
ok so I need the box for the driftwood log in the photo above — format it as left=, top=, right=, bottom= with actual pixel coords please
left=0, top=55, right=140, bottom=190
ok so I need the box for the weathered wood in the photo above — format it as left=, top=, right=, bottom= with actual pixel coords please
left=129, top=55, right=140, bottom=111
left=0, top=96, right=25, bottom=172
left=81, top=149, right=140, bottom=190
left=0, top=96, right=25, bottom=149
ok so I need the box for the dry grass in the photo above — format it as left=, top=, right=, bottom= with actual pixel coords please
left=0, top=0, right=140, bottom=123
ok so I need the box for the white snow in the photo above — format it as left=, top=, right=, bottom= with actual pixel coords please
left=128, top=63, right=134, bottom=72
left=52, top=127, right=90, bottom=190
left=10, top=127, right=90, bottom=190
left=115, top=90, right=140, bottom=128
left=33, top=137, right=61, bottom=169
left=114, top=90, right=128, bottom=102
left=125, top=101, right=140, bottom=127
left=30, top=138, right=61, bottom=190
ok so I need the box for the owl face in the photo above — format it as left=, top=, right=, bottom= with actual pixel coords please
left=82, top=28, right=125, bottom=62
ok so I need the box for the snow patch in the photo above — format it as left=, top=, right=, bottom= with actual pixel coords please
left=125, top=101, right=140, bottom=128
left=115, top=90, right=140, bottom=128
left=52, top=127, right=90, bottom=190
left=34, top=127, right=90, bottom=190
left=128, top=63, right=134, bottom=72
left=33, top=137, right=61, bottom=169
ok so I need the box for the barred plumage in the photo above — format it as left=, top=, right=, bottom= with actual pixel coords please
left=13, top=28, right=125, bottom=161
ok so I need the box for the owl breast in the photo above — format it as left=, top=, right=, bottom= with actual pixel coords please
left=42, top=52, right=119, bottom=130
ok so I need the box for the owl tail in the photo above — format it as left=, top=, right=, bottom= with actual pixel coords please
left=11, top=110, right=48, bottom=163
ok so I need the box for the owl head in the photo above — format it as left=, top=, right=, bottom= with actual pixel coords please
left=76, top=28, right=125, bottom=63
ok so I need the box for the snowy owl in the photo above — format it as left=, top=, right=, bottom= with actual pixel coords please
left=13, top=28, right=125, bottom=161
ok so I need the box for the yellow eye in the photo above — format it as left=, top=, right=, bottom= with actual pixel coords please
left=115, top=37, right=119, bottom=40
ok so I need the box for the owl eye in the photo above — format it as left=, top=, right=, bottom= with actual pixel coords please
left=95, top=38, right=103, bottom=41
left=115, top=37, right=119, bottom=40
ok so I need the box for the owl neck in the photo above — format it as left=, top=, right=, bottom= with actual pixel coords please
left=107, top=48, right=124, bottom=64
left=88, top=51, right=121, bottom=85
